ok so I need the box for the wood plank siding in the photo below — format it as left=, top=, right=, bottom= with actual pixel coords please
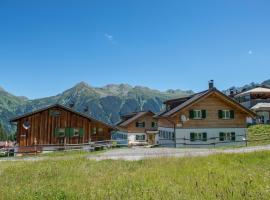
left=12, top=105, right=113, bottom=147
left=118, top=113, right=157, bottom=133
left=158, top=92, right=250, bottom=129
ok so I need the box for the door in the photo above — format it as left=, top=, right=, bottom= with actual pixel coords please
left=148, top=134, right=155, bottom=145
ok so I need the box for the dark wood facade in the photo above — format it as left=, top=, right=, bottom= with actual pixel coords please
left=11, top=104, right=113, bottom=147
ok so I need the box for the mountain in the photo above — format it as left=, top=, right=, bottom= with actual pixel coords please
left=0, top=87, right=28, bottom=132
left=224, top=79, right=270, bottom=95
left=0, top=82, right=193, bottom=133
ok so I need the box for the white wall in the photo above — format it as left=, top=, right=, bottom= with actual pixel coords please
left=158, top=127, right=175, bottom=147
left=158, top=127, right=247, bottom=148
left=128, top=132, right=147, bottom=145
left=175, top=128, right=247, bottom=148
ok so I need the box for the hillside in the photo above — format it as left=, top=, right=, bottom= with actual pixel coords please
left=0, top=88, right=28, bottom=132
left=0, top=82, right=193, bottom=133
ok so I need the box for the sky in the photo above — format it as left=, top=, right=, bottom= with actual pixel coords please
left=0, top=0, right=270, bottom=99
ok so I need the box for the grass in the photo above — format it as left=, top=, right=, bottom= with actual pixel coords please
left=248, top=124, right=270, bottom=146
left=1, top=151, right=270, bottom=199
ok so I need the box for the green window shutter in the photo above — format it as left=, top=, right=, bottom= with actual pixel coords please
left=202, top=110, right=206, bottom=119
left=69, top=128, right=75, bottom=137
left=136, top=122, right=139, bottom=127
left=218, top=110, right=223, bottom=119
left=189, top=110, right=194, bottom=119
left=219, top=132, right=224, bottom=141
left=230, top=110, right=235, bottom=119
left=79, top=128, right=84, bottom=137
left=231, top=132, right=236, bottom=141
left=151, top=122, right=155, bottom=127
left=203, top=132, right=207, bottom=141
left=65, top=128, right=70, bottom=137
left=143, top=122, right=145, bottom=127
left=190, top=132, right=195, bottom=141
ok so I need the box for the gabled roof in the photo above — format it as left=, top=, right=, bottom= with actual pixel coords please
left=158, top=88, right=256, bottom=118
left=251, top=103, right=270, bottom=111
left=235, top=86, right=270, bottom=97
left=117, top=111, right=155, bottom=127
left=10, top=104, right=114, bottom=129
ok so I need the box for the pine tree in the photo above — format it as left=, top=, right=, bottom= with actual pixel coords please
left=0, top=122, right=7, bottom=141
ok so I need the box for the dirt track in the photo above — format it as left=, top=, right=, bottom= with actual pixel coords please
left=87, top=145, right=270, bottom=161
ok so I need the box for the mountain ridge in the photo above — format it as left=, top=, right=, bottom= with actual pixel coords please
left=0, top=82, right=193, bottom=133
left=1, top=79, right=270, bottom=134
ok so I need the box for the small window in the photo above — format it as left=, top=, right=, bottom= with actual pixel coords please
left=219, top=132, right=236, bottom=141
left=50, top=110, right=61, bottom=117
left=136, top=122, right=145, bottom=128
left=151, top=122, right=157, bottom=128
left=219, top=110, right=234, bottom=119
left=98, top=127, right=103, bottom=133
left=190, top=132, right=207, bottom=141
left=194, top=110, right=202, bottom=119
left=92, top=127, right=97, bottom=135
left=55, top=128, right=65, bottom=137
left=74, top=128, right=80, bottom=136
left=136, top=135, right=146, bottom=141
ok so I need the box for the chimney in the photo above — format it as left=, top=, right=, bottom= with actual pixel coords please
left=229, top=89, right=234, bottom=97
left=208, top=80, right=214, bottom=90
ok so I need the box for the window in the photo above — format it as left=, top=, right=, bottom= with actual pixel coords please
left=189, top=110, right=206, bottom=119
left=136, top=122, right=145, bottom=128
left=50, top=110, right=61, bottom=117
left=152, top=122, right=157, bottom=128
left=98, top=127, right=103, bottom=133
left=218, top=110, right=234, bottom=119
left=68, top=128, right=84, bottom=137
left=136, top=135, right=146, bottom=141
left=219, top=132, right=236, bottom=141
left=74, top=128, right=80, bottom=136
left=159, top=130, right=175, bottom=140
left=55, top=128, right=65, bottom=137
left=92, top=127, right=97, bottom=135
left=190, top=132, right=207, bottom=141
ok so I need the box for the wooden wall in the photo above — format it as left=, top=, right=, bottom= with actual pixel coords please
left=16, top=107, right=112, bottom=146
left=158, top=93, right=249, bottom=129
left=118, top=113, right=157, bottom=133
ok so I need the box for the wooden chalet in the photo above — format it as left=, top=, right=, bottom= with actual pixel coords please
left=156, top=80, right=256, bottom=147
left=10, top=104, right=114, bottom=148
left=113, top=111, right=158, bottom=146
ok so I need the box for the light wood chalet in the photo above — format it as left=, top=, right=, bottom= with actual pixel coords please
left=11, top=104, right=114, bottom=150
left=156, top=80, right=256, bottom=147
left=114, top=111, right=158, bottom=146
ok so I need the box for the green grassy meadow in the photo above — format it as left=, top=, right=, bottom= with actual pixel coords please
left=1, top=151, right=270, bottom=200
left=248, top=125, right=270, bottom=146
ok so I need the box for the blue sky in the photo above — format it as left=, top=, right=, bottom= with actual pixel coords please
left=0, top=0, right=270, bottom=99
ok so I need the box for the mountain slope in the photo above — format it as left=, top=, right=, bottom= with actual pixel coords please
left=0, top=82, right=193, bottom=133
left=0, top=88, right=28, bottom=132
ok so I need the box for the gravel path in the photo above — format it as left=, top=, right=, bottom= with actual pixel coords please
left=87, top=145, right=270, bottom=161
left=2, top=145, right=270, bottom=162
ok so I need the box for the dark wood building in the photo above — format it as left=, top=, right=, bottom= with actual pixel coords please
left=11, top=104, right=114, bottom=147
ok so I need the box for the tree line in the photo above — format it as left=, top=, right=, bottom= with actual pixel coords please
left=0, top=123, right=16, bottom=141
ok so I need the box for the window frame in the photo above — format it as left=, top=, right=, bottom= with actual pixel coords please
left=190, top=132, right=207, bottom=142
left=193, top=110, right=202, bottom=119
left=136, top=134, right=146, bottom=141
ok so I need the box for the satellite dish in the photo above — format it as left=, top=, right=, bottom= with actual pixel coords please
left=23, top=121, right=31, bottom=130
left=181, top=115, right=187, bottom=122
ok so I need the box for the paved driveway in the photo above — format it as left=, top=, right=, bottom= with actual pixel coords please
left=87, top=145, right=270, bottom=161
